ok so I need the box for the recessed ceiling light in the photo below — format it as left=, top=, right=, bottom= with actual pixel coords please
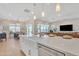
left=33, top=15, right=36, bottom=20
left=31, top=11, right=34, bottom=14
left=42, top=11, right=45, bottom=17
left=56, top=3, right=61, bottom=16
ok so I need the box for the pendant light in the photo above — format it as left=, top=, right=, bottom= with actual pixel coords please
left=41, top=4, right=45, bottom=17
left=56, top=3, right=61, bottom=16
left=33, top=15, right=36, bottom=20
left=42, top=11, right=45, bottom=17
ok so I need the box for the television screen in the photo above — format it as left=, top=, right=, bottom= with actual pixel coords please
left=60, top=24, right=73, bottom=31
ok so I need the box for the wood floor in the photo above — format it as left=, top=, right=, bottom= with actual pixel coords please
left=0, top=39, right=25, bottom=56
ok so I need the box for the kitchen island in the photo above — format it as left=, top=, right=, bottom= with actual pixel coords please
left=20, top=35, right=79, bottom=56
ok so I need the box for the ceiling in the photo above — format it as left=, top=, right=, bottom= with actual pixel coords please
left=0, top=3, right=79, bottom=22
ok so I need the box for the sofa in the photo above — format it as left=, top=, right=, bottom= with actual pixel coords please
left=0, top=32, right=6, bottom=40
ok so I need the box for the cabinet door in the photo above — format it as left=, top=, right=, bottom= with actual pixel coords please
left=38, top=48, right=55, bottom=56
left=38, top=44, right=65, bottom=56
left=29, top=40, right=38, bottom=56
left=64, top=52, right=76, bottom=56
left=20, top=39, right=31, bottom=56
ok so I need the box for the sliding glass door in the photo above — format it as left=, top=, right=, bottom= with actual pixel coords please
left=26, top=24, right=33, bottom=36
left=37, top=24, right=49, bottom=33
left=9, top=24, right=20, bottom=33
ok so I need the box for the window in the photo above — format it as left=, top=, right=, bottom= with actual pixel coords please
left=37, top=24, right=41, bottom=33
left=9, top=24, right=20, bottom=32
left=37, top=24, right=49, bottom=33
left=26, top=24, right=32, bottom=36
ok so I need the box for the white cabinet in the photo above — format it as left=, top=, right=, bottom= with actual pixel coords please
left=38, top=44, right=65, bottom=56
left=64, top=52, right=76, bottom=56
left=29, top=40, right=38, bottom=56
left=20, top=37, right=30, bottom=55
left=20, top=36, right=38, bottom=56
left=20, top=36, right=76, bottom=56
left=38, top=44, right=76, bottom=56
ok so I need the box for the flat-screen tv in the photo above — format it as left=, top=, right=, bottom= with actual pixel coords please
left=60, top=24, right=73, bottom=31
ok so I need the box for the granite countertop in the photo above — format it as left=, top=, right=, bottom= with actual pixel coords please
left=20, top=35, right=79, bottom=55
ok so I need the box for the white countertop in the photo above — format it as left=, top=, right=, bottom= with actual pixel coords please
left=20, top=35, right=79, bottom=55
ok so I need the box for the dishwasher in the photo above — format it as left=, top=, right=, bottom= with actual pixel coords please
left=38, top=44, right=65, bottom=56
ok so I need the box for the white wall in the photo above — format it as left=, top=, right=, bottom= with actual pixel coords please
left=50, top=18, right=79, bottom=32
